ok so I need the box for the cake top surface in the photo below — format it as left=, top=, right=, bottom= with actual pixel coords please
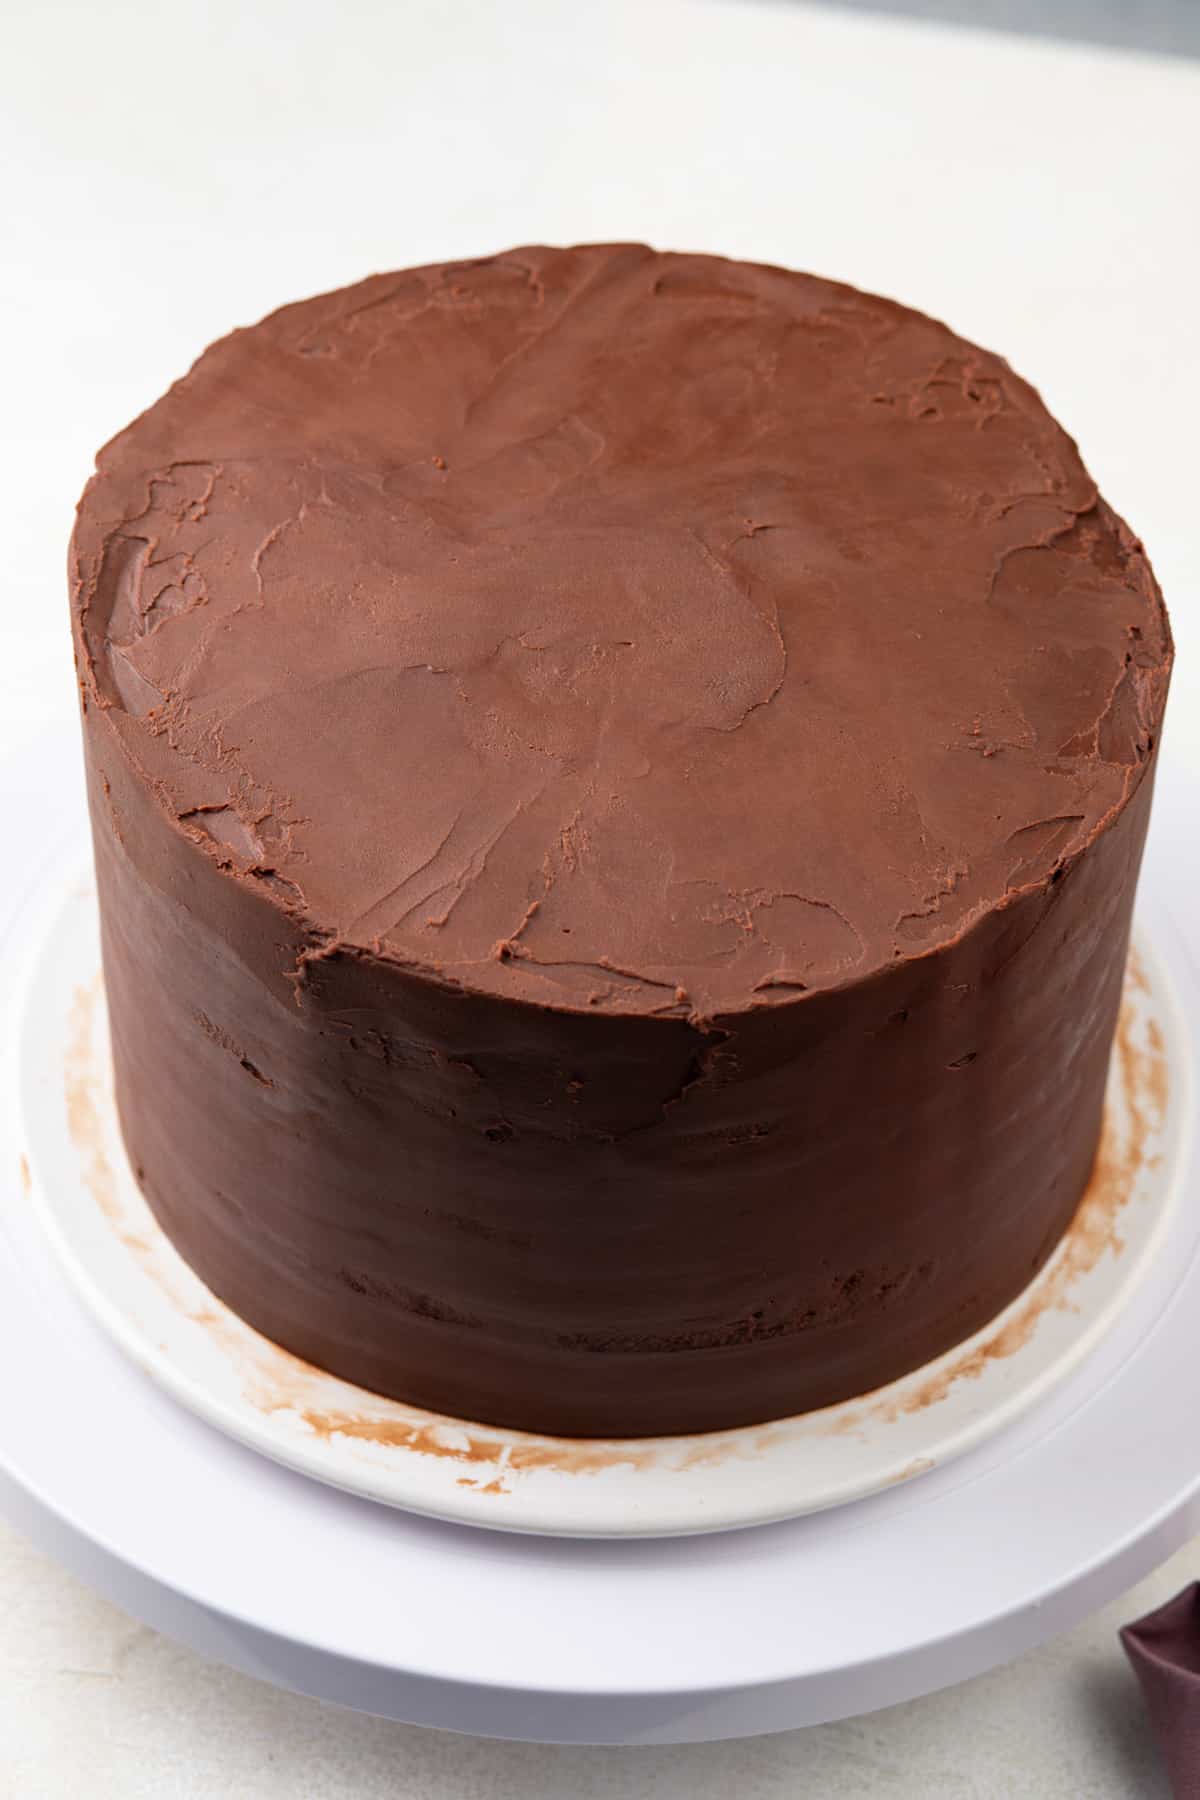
left=73, top=244, right=1170, bottom=1020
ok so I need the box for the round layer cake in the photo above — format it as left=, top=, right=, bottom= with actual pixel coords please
left=70, top=245, right=1172, bottom=1437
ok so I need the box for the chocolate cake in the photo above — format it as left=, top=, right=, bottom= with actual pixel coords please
left=70, top=245, right=1172, bottom=1437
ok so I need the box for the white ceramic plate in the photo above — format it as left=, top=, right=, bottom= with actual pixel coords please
left=19, top=867, right=1187, bottom=1538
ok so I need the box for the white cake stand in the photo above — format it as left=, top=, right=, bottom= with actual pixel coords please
left=1, top=740, right=1199, bottom=1745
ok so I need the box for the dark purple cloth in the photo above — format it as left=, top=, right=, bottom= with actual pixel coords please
left=1122, top=1583, right=1200, bottom=1798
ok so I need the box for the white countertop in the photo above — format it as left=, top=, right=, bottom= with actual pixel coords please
left=2, top=0, right=1198, bottom=1789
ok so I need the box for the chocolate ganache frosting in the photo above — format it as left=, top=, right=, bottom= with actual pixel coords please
left=71, top=245, right=1171, bottom=1436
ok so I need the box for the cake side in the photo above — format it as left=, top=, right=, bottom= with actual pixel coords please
left=70, top=248, right=1172, bottom=1435
left=81, top=723, right=1156, bottom=1434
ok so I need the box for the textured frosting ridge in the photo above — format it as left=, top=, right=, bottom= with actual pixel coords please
left=73, top=244, right=1171, bottom=1022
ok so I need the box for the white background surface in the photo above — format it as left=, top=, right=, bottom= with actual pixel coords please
left=1, top=0, right=1198, bottom=1790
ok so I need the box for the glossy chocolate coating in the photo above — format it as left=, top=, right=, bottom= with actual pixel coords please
left=71, top=246, right=1171, bottom=1434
